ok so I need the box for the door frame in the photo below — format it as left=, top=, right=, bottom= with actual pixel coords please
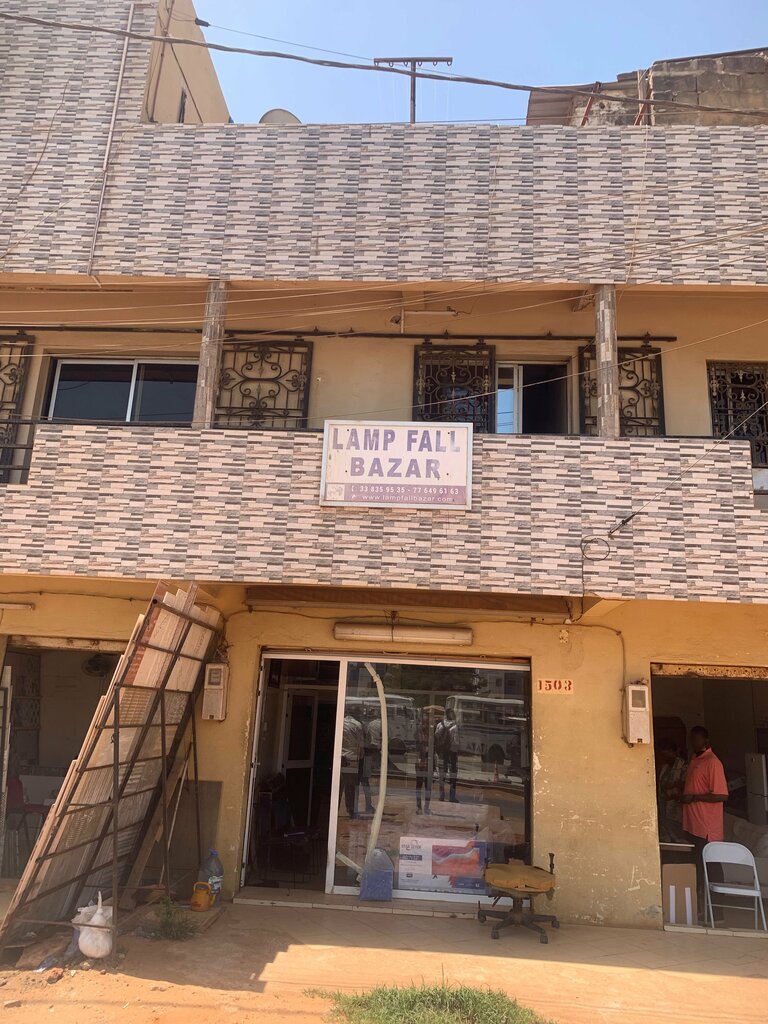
left=242, top=650, right=531, bottom=901
left=277, top=688, right=319, bottom=829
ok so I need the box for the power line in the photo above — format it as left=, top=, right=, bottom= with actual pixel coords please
left=184, top=17, right=374, bottom=64
left=9, top=313, right=768, bottom=435
left=3, top=12, right=768, bottom=121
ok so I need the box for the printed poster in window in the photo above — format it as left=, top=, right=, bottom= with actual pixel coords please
left=398, top=836, right=487, bottom=893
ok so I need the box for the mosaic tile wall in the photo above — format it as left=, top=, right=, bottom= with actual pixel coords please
left=0, top=1, right=767, bottom=286
left=0, top=424, right=765, bottom=603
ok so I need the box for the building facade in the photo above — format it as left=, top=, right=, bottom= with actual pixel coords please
left=1, top=0, right=768, bottom=930
left=527, top=46, right=768, bottom=126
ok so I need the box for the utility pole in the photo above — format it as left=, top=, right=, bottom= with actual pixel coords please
left=373, top=56, right=453, bottom=124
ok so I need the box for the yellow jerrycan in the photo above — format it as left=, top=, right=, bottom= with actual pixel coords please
left=190, top=881, right=213, bottom=912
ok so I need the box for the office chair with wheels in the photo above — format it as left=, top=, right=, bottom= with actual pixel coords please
left=478, top=853, right=558, bottom=944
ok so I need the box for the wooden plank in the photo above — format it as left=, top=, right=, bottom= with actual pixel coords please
left=8, top=636, right=127, bottom=653
left=119, top=738, right=193, bottom=910
left=0, top=585, right=220, bottom=947
left=244, top=584, right=571, bottom=616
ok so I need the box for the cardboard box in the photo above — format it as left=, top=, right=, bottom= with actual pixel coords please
left=662, top=863, right=698, bottom=926
left=398, top=836, right=487, bottom=894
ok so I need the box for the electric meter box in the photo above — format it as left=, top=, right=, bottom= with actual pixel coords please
left=623, top=682, right=651, bottom=745
left=202, top=663, right=229, bottom=721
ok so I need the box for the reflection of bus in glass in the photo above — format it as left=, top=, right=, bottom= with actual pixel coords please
left=346, top=694, right=417, bottom=753
left=445, top=695, right=528, bottom=769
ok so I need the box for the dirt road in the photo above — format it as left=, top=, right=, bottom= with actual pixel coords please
left=2, top=902, right=767, bottom=1024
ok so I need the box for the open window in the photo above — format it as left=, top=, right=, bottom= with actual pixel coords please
left=497, top=363, right=569, bottom=434
left=47, top=360, right=198, bottom=425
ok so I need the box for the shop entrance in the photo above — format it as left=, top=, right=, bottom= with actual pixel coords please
left=651, top=663, right=768, bottom=930
left=242, top=658, right=338, bottom=890
left=1, top=645, right=118, bottom=878
left=241, top=653, right=532, bottom=903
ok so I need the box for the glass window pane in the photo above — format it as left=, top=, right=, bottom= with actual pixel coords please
left=496, top=387, right=517, bottom=434
left=132, top=363, right=198, bottom=424
left=333, top=662, right=531, bottom=895
left=496, top=366, right=517, bottom=434
left=50, top=363, right=132, bottom=421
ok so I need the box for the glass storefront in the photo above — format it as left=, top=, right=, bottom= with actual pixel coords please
left=331, top=659, right=531, bottom=898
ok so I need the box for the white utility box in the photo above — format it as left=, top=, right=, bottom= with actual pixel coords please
left=202, top=663, right=229, bottom=721
left=623, top=681, right=651, bottom=745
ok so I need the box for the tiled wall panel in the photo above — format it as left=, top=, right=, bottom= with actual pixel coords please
left=0, top=3, right=767, bottom=285
left=1, top=425, right=765, bottom=603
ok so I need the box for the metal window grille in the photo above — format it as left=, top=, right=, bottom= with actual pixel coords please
left=708, top=361, right=768, bottom=468
left=214, top=340, right=313, bottom=430
left=0, top=332, right=34, bottom=483
left=579, top=344, right=665, bottom=437
left=413, top=342, right=496, bottom=432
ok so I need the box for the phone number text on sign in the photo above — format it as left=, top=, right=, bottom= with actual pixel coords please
left=537, top=679, right=574, bottom=693
left=321, top=420, right=473, bottom=510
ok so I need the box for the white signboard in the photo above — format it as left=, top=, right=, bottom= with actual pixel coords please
left=320, top=421, right=473, bottom=509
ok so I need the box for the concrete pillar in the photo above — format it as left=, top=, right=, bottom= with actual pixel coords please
left=192, top=280, right=227, bottom=429
left=594, top=284, right=621, bottom=438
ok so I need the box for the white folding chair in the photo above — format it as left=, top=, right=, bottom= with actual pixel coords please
left=703, top=841, right=767, bottom=931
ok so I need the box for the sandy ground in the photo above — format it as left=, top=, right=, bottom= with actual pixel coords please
left=1, top=902, right=767, bottom=1023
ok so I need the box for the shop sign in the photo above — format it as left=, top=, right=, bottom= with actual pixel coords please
left=320, top=420, right=473, bottom=510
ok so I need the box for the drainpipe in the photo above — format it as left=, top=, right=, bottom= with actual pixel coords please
left=86, top=2, right=135, bottom=279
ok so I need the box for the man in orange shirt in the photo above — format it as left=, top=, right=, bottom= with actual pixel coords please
left=681, top=726, right=728, bottom=912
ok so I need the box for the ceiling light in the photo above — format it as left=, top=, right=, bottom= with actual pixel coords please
left=403, top=307, right=458, bottom=317
left=333, top=622, right=472, bottom=646
left=0, top=601, right=35, bottom=611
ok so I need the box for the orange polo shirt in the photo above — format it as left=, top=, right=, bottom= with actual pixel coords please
left=682, top=748, right=728, bottom=841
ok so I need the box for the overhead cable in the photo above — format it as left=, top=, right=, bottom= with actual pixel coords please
left=3, top=12, right=768, bottom=120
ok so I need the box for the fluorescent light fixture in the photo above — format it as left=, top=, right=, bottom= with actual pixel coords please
left=404, top=307, right=458, bottom=318
left=333, top=622, right=473, bottom=646
left=0, top=601, right=35, bottom=610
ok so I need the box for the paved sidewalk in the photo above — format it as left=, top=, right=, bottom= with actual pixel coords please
left=1, top=902, right=766, bottom=1023
left=247, top=904, right=767, bottom=1024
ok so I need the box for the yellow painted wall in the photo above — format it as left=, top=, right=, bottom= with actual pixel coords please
left=208, top=593, right=768, bottom=927
left=3, top=575, right=768, bottom=926
left=5, top=282, right=768, bottom=439
left=143, top=0, right=230, bottom=124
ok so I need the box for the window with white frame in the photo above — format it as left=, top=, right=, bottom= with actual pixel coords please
left=48, top=360, right=198, bottom=425
left=496, top=363, right=569, bottom=435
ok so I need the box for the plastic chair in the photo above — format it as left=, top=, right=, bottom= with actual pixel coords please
left=703, top=841, right=767, bottom=931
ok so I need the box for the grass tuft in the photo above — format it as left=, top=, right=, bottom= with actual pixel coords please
left=155, top=897, right=198, bottom=942
left=308, top=982, right=554, bottom=1024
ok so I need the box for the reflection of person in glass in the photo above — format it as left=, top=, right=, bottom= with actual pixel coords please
left=435, top=707, right=460, bottom=803
left=340, top=713, right=365, bottom=818
left=359, top=714, right=377, bottom=815
left=415, top=705, right=442, bottom=814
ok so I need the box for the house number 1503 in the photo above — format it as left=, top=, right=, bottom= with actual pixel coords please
left=537, top=679, right=574, bottom=693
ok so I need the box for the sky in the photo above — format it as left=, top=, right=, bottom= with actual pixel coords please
left=193, top=1, right=767, bottom=125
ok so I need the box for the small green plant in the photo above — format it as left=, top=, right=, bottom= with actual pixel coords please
left=308, top=982, right=554, bottom=1024
left=155, top=897, right=197, bottom=941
